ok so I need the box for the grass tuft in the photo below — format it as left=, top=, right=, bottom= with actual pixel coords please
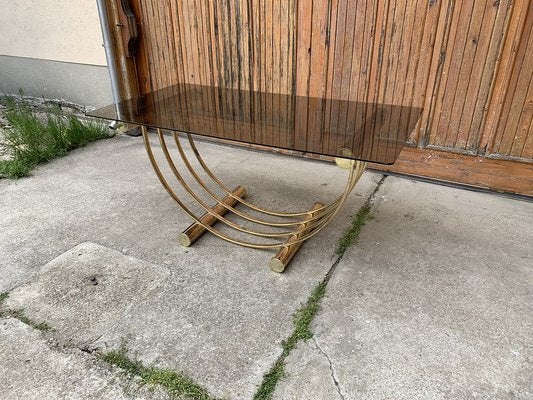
left=0, top=292, right=51, bottom=331
left=0, top=292, right=8, bottom=306
left=335, top=203, right=374, bottom=256
left=253, top=282, right=327, bottom=400
left=0, top=96, right=109, bottom=178
left=254, top=201, right=375, bottom=399
left=0, top=308, right=52, bottom=331
left=102, top=347, right=218, bottom=400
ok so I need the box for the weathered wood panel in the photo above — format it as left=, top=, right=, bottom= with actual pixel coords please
left=126, top=0, right=533, bottom=194
left=371, top=146, right=533, bottom=196
left=487, top=0, right=533, bottom=159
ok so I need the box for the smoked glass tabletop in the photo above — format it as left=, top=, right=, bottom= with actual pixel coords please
left=88, top=83, right=422, bottom=165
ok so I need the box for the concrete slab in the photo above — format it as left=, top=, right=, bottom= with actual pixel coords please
left=273, top=339, right=345, bottom=400
left=0, top=317, right=167, bottom=400
left=274, top=177, right=533, bottom=400
left=1, top=135, right=382, bottom=399
left=0, top=135, right=381, bottom=291
left=3, top=242, right=170, bottom=347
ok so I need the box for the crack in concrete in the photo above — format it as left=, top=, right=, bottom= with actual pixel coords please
left=312, top=337, right=346, bottom=400
left=300, top=175, right=387, bottom=400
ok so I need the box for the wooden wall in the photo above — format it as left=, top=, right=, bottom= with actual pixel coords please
left=129, top=0, right=533, bottom=165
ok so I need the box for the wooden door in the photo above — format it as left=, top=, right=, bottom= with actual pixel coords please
left=109, top=0, right=533, bottom=195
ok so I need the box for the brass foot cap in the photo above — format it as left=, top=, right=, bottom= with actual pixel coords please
left=269, top=258, right=286, bottom=273
left=178, top=233, right=192, bottom=247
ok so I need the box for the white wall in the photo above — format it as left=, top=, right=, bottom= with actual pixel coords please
left=0, top=1, right=112, bottom=106
left=0, top=0, right=107, bottom=66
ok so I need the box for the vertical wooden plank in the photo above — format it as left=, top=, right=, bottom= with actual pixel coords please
left=364, top=0, right=389, bottom=161
left=272, top=0, right=281, bottom=146
left=196, top=0, right=217, bottom=135
left=387, top=0, right=417, bottom=158
left=511, top=74, right=533, bottom=156
left=372, top=0, right=398, bottom=161
left=497, top=23, right=533, bottom=155
left=379, top=0, right=409, bottom=162
left=217, top=0, right=235, bottom=139
left=421, top=0, right=457, bottom=146
left=432, top=1, right=475, bottom=147
left=522, top=113, right=533, bottom=158
left=263, top=0, right=276, bottom=147
left=322, top=0, right=339, bottom=154
left=335, top=0, right=357, bottom=151
left=163, top=0, right=181, bottom=87
left=205, top=0, right=224, bottom=139
left=279, top=0, right=289, bottom=147
left=347, top=0, right=367, bottom=104
left=228, top=0, right=241, bottom=138
left=249, top=0, right=259, bottom=143
left=397, top=0, right=425, bottom=147
left=237, top=0, right=252, bottom=142
left=141, top=0, right=159, bottom=90
left=258, top=0, right=268, bottom=146
left=351, top=0, right=377, bottom=154
left=328, top=0, right=348, bottom=155
left=176, top=0, right=194, bottom=84
left=294, top=0, right=313, bottom=151
left=307, top=0, right=332, bottom=155
left=345, top=0, right=368, bottom=154
left=137, top=0, right=154, bottom=92
left=444, top=0, right=487, bottom=149
left=410, top=0, right=446, bottom=146
left=454, top=0, right=500, bottom=150
left=226, top=0, right=241, bottom=142
left=479, top=0, right=529, bottom=153
left=129, top=0, right=151, bottom=94
left=169, top=0, right=186, bottom=85
left=466, top=0, right=513, bottom=152
left=492, top=2, right=533, bottom=155
left=188, top=0, right=207, bottom=134
left=154, top=1, right=174, bottom=87
left=286, top=0, right=297, bottom=149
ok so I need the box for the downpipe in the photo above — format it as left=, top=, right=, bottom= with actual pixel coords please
left=96, top=0, right=120, bottom=129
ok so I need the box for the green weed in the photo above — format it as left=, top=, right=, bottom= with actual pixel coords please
left=335, top=203, right=374, bottom=256
left=253, top=282, right=327, bottom=400
left=0, top=96, right=109, bottom=178
left=102, top=347, right=219, bottom=400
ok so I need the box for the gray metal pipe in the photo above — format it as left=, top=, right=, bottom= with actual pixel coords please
left=96, top=0, right=120, bottom=107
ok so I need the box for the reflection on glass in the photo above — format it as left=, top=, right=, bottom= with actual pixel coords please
left=88, top=83, right=422, bottom=165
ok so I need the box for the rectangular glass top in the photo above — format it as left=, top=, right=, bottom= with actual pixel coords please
left=88, top=83, right=422, bottom=165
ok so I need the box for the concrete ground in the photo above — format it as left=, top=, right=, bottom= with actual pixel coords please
left=0, top=135, right=532, bottom=399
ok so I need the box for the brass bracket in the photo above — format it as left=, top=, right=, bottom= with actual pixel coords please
left=179, top=185, right=247, bottom=247
left=269, top=202, right=326, bottom=273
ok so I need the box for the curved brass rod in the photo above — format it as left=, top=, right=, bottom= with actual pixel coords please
left=172, top=131, right=343, bottom=228
left=171, top=129, right=366, bottom=241
left=141, top=126, right=364, bottom=248
left=162, top=129, right=353, bottom=238
left=157, top=129, right=295, bottom=238
left=186, top=134, right=345, bottom=217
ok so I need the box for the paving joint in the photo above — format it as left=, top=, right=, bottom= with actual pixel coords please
left=0, top=291, right=52, bottom=332
left=254, top=175, right=388, bottom=399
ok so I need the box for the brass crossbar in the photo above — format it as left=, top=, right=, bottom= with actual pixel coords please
left=141, top=126, right=367, bottom=271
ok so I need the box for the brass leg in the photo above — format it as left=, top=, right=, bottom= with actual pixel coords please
left=269, top=202, right=326, bottom=273
left=141, top=126, right=367, bottom=271
left=179, top=185, right=247, bottom=247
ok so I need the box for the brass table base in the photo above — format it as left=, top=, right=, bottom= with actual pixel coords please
left=269, top=201, right=326, bottom=273
left=178, top=185, right=247, bottom=247
left=141, top=126, right=367, bottom=272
